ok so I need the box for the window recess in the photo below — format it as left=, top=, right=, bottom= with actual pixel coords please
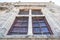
left=32, top=17, right=53, bottom=35
left=7, top=17, right=28, bottom=35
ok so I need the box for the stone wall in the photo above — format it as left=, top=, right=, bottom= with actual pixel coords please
left=0, top=38, right=60, bottom=40
left=42, top=7, right=60, bottom=36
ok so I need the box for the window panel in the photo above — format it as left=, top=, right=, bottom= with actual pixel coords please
left=13, top=22, right=28, bottom=27
left=33, top=28, right=41, bottom=34
left=33, top=22, right=39, bottom=27
left=18, top=9, right=29, bottom=15
left=32, top=9, right=42, bottom=15
left=7, top=17, right=28, bottom=35
left=40, top=22, right=47, bottom=27
left=13, top=23, right=21, bottom=26
left=12, top=28, right=28, bottom=33
left=16, top=19, right=28, bottom=23
left=39, top=20, right=45, bottom=23
left=32, top=17, right=53, bottom=35
left=41, top=28, right=49, bottom=33
left=16, top=20, right=22, bottom=22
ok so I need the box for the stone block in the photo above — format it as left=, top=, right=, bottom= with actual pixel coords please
left=52, top=38, right=60, bottom=40
left=7, top=38, right=20, bottom=40
left=0, top=38, right=7, bottom=40
left=20, top=38, right=31, bottom=40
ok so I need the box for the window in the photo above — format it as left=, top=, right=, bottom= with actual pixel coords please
left=32, top=17, right=53, bottom=35
left=7, top=17, right=28, bottom=35
left=7, top=9, right=53, bottom=35
left=18, top=9, right=29, bottom=15
left=32, top=9, right=42, bottom=15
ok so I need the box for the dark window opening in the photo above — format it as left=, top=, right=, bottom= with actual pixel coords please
left=32, top=9, right=42, bottom=15
left=18, top=9, right=29, bottom=15
left=32, top=17, right=53, bottom=35
left=7, top=17, right=28, bottom=35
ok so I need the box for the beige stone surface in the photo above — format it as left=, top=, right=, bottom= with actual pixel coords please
left=0, top=38, right=7, bottom=40
left=0, top=38, right=60, bottom=40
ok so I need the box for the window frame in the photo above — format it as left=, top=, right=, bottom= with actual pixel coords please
left=18, top=9, right=29, bottom=15
left=7, top=17, right=28, bottom=35
left=32, top=17, right=53, bottom=35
